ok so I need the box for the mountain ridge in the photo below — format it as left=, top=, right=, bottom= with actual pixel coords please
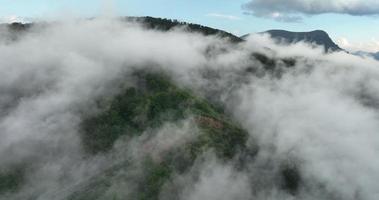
left=353, top=50, right=379, bottom=60
left=2, top=18, right=343, bottom=53
left=242, top=29, right=343, bottom=52
left=264, top=29, right=343, bottom=52
left=0, top=17, right=243, bottom=43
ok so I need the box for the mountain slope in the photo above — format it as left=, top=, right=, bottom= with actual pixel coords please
left=69, top=70, right=256, bottom=200
left=1, top=17, right=363, bottom=200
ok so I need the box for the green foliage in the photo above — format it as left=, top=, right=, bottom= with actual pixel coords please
left=0, top=168, right=24, bottom=195
left=281, top=164, right=301, bottom=195
left=252, top=53, right=276, bottom=70
left=282, top=58, right=296, bottom=67
left=81, top=71, right=241, bottom=155
left=77, top=71, right=252, bottom=200
left=147, top=90, right=189, bottom=121
left=81, top=86, right=147, bottom=153
left=137, top=159, right=172, bottom=200
left=189, top=120, right=248, bottom=159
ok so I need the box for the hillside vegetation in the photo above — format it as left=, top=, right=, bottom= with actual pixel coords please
left=70, top=70, right=255, bottom=200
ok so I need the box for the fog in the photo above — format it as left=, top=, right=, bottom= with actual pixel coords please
left=0, top=18, right=379, bottom=200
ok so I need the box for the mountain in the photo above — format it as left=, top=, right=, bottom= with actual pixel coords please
left=244, top=30, right=343, bottom=52
left=353, top=51, right=379, bottom=61
left=2, top=17, right=368, bottom=200
left=0, top=19, right=300, bottom=199
left=371, top=52, right=379, bottom=60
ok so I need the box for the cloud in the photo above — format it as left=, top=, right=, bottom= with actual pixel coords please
left=243, top=0, right=379, bottom=22
left=235, top=34, right=379, bottom=200
left=336, top=37, right=379, bottom=52
left=0, top=19, right=218, bottom=198
left=181, top=160, right=252, bottom=200
left=206, top=13, right=242, bottom=20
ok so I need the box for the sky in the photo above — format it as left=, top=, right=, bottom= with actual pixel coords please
left=1, top=0, right=379, bottom=52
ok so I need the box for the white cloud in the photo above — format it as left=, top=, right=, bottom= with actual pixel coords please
left=243, top=0, right=379, bottom=22
left=336, top=37, right=379, bottom=52
left=182, top=162, right=251, bottom=200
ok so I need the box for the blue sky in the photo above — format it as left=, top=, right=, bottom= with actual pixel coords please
left=1, top=0, right=379, bottom=51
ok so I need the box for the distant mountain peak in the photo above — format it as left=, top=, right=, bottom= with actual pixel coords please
left=262, top=29, right=343, bottom=52
left=353, top=50, right=379, bottom=61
